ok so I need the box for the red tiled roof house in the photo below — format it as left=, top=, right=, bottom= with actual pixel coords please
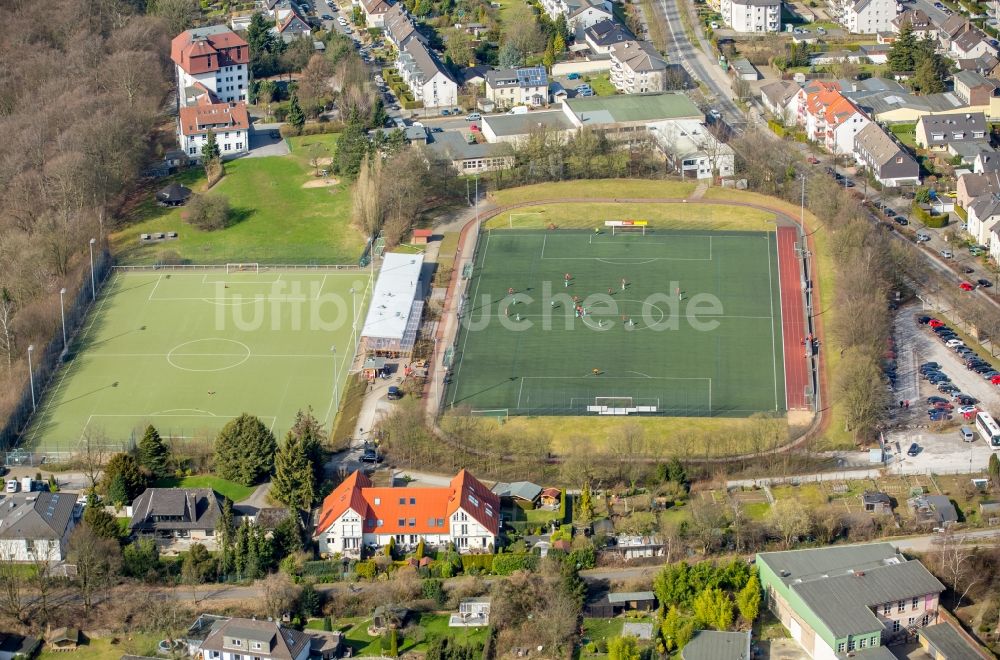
left=314, top=470, right=500, bottom=556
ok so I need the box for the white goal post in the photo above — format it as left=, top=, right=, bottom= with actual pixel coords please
left=226, top=263, right=260, bottom=274
left=605, top=220, right=649, bottom=236
left=586, top=396, right=658, bottom=415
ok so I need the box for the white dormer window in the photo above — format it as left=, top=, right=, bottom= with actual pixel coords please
left=251, top=642, right=262, bottom=651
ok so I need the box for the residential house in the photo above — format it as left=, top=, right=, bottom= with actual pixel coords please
left=803, top=88, right=871, bottom=155
left=891, top=8, right=937, bottom=39
left=853, top=123, right=920, bottom=187
left=385, top=4, right=424, bottom=50
left=197, top=618, right=311, bottom=660
left=979, top=501, right=1000, bottom=524
left=128, top=488, right=223, bottom=552
left=908, top=495, right=959, bottom=527
left=954, top=70, right=997, bottom=105
left=273, top=10, right=311, bottom=43
left=720, top=0, right=780, bottom=33
left=491, top=481, right=542, bottom=506
left=176, top=93, right=250, bottom=160
left=652, top=118, right=735, bottom=179
left=449, top=598, right=491, bottom=627
left=947, top=140, right=994, bottom=166
left=836, top=0, right=897, bottom=34
left=0, top=633, right=40, bottom=660
left=760, top=79, right=800, bottom=121
left=915, top=112, right=987, bottom=149
left=919, top=621, right=994, bottom=659
left=681, top=631, right=752, bottom=660
left=991, top=225, right=1000, bottom=264
left=540, top=488, right=562, bottom=508
left=584, top=19, right=632, bottom=54
left=975, top=151, right=1000, bottom=173
left=314, top=469, right=500, bottom=556
left=758, top=543, right=945, bottom=657
left=789, top=79, right=841, bottom=127
left=0, top=492, right=78, bottom=562
left=940, top=15, right=998, bottom=59
left=539, top=0, right=614, bottom=33
left=861, top=491, right=894, bottom=514
left=361, top=0, right=392, bottom=26
left=609, top=41, right=669, bottom=93
left=428, top=132, right=514, bottom=173
left=966, top=189, right=1000, bottom=245
left=955, top=53, right=1000, bottom=77
left=171, top=25, right=249, bottom=106
left=607, top=534, right=665, bottom=560
left=958, top=171, right=1000, bottom=208
left=484, top=67, right=549, bottom=108
left=396, top=40, right=459, bottom=108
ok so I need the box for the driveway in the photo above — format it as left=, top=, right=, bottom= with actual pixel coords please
left=759, top=639, right=810, bottom=660
left=247, top=122, right=290, bottom=158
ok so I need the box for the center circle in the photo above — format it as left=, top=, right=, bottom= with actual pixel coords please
left=166, top=338, right=251, bottom=372
left=583, top=299, right=666, bottom=331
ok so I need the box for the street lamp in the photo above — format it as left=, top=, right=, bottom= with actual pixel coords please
left=27, top=345, right=35, bottom=411
left=59, top=288, right=67, bottom=353
left=88, top=238, right=97, bottom=299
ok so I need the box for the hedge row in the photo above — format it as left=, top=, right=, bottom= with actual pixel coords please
left=912, top=203, right=949, bottom=228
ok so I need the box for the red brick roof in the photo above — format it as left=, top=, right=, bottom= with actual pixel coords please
left=412, top=229, right=433, bottom=237
left=315, top=469, right=500, bottom=538
left=178, top=101, right=250, bottom=137
left=171, top=27, right=249, bottom=75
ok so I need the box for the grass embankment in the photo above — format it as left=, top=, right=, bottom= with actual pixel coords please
left=153, top=475, right=255, bottom=501
left=484, top=201, right=776, bottom=231
left=330, top=375, right=369, bottom=451
left=489, top=179, right=699, bottom=206
left=113, top=155, right=362, bottom=265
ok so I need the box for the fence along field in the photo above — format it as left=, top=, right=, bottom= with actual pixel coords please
left=20, top=268, right=370, bottom=458
left=444, top=228, right=786, bottom=418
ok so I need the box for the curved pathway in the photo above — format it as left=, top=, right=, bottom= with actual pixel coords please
left=428, top=194, right=831, bottom=465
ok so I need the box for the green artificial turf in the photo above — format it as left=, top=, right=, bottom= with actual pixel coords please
left=23, top=270, right=371, bottom=453
left=444, top=228, right=785, bottom=417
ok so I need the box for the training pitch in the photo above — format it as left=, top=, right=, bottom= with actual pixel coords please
left=24, top=270, right=370, bottom=452
left=445, top=228, right=786, bottom=417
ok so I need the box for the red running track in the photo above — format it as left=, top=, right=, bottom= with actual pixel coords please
left=776, top=227, right=810, bottom=410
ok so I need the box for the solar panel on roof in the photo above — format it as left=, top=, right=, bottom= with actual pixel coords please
left=516, top=67, right=546, bottom=87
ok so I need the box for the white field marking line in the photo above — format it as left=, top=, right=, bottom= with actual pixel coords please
left=517, top=377, right=526, bottom=407
left=496, top=233, right=758, bottom=240
left=200, top=274, right=283, bottom=285
left=487, top=313, right=774, bottom=320
left=770, top=231, right=787, bottom=412
left=519, top=375, right=711, bottom=381
left=626, top=370, right=654, bottom=378
left=92, top=353, right=335, bottom=358
left=596, top=258, right=660, bottom=265
left=451, top=230, right=490, bottom=405
left=315, top=274, right=328, bottom=300
left=709, top=378, right=712, bottom=415
left=148, top=275, right=163, bottom=301
left=28, top=273, right=120, bottom=445
left=542, top=234, right=547, bottom=260
left=322, top=345, right=351, bottom=426
left=149, top=408, right=217, bottom=416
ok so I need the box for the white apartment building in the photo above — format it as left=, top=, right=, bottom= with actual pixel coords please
left=539, top=0, right=614, bottom=32
left=836, top=0, right=898, bottom=34
left=652, top=119, right=736, bottom=179
left=315, top=470, right=499, bottom=556
left=396, top=40, right=459, bottom=108
left=170, top=25, right=249, bottom=106
left=721, top=0, right=781, bottom=33
left=609, top=41, right=668, bottom=93
left=177, top=94, right=250, bottom=160
left=485, top=67, right=549, bottom=108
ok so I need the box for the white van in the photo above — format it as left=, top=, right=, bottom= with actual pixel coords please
left=507, top=106, right=528, bottom=115
left=465, top=113, right=481, bottom=121
left=960, top=426, right=976, bottom=442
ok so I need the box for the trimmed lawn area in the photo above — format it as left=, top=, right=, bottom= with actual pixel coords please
left=153, top=475, right=255, bottom=502
left=335, top=614, right=487, bottom=655
left=489, top=179, right=698, bottom=206
left=113, top=156, right=363, bottom=265
left=889, top=123, right=917, bottom=149
left=525, top=507, right=562, bottom=523
left=582, top=618, right=624, bottom=655
left=40, top=634, right=162, bottom=660
left=287, top=133, right=340, bottom=157
left=586, top=73, right=618, bottom=97
left=743, top=501, right=771, bottom=521
left=484, top=201, right=777, bottom=231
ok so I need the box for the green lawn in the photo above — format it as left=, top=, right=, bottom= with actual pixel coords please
left=24, top=271, right=370, bottom=452
left=333, top=614, right=488, bottom=655
left=489, top=179, right=698, bottom=206
left=287, top=133, right=340, bottom=157
left=485, top=202, right=777, bottom=232
left=582, top=618, right=624, bottom=650
left=40, top=634, right=162, bottom=660
left=113, top=156, right=363, bottom=266
left=525, top=507, right=562, bottom=523
left=445, top=228, right=786, bottom=418
left=743, top=501, right=771, bottom=521
left=153, top=475, right=255, bottom=501
left=586, top=74, right=618, bottom=97
left=889, top=123, right=917, bottom=148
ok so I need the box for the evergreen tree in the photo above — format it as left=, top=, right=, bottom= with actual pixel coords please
left=543, top=42, right=555, bottom=71
left=692, top=587, right=734, bottom=631
left=913, top=56, right=946, bottom=93
left=84, top=505, right=123, bottom=541
left=247, top=12, right=284, bottom=77
left=334, top=119, right=369, bottom=178
left=736, top=574, right=762, bottom=625
left=203, top=129, right=221, bottom=162
left=667, top=457, right=689, bottom=490
left=290, top=408, right=326, bottom=495
left=888, top=23, right=917, bottom=72
left=607, top=636, right=640, bottom=660
left=272, top=430, right=314, bottom=510
left=578, top=484, right=594, bottom=521
left=216, top=497, right=236, bottom=576
left=553, top=33, right=566, bottom=53
left=498, top=41, right=524, bottom=68
left=555, top=14, right=570, bottom=43
left=214, top=413, right=277, bottom=486
left=101, top=453, right=147, bottom=504
left=137, top=425, right=170, bottom=478
left=287, top=93, right=305, bottom=134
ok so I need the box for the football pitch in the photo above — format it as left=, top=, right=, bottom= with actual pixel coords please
left=445, top=229, right=786, bottom=417
left=23, top=270, right=370, bottom=453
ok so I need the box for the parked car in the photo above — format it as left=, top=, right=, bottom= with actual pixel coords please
left=916, top=233, right=931, bottom=242
left=806, top=156, right=820, bottom=164
left=441, top=109, right=451, bottom=116
left=710, top=21, right=720, bottom=28
left=928, top=319, right=944, bottom=328
left=567, top=73, right=581, bottom=80
left=894, top=216, right=908, bottom=225
left=941, top=249, right=954, bottom=258
left=466, top=113, right=481, bottom=121
left=920, top=361, right=940, bottom=369
left=4, top=480, right=17, bottom=494
left=958, top=405, right=979, bottom=415
left=977, top=278, right=993, bottom=288
left=907, top=443, right=920, bottom=456
left=959, top=281, right=974, bottom=291
left=927, top=396, right=948, bottom=404
left=387, top=386, right=403, bottom=400
left=960, top=426, right=976, bottom=441
left=991, top=374, right=1000, bottom=385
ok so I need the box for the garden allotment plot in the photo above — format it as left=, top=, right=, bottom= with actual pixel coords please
left=24, top=270, right=369, bottom=452
left=446, top=229, right=786, bottom=417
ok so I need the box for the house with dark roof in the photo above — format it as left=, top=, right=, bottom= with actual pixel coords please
left=760, top=80, right=800, bottom=119
left=0, top=493, right=78, bottom=562
left=908, top=495, right=959, bottom=528
left=861, top=491, right=894, bottom=514
left=681, top=631, right=751, bottom=660
left=491, top=481, right=542, bottom=506
left=891, top=9, right=937, bottom=40
left=583, top=19, right=632, bottom=54
left=915, top=112, right=987, bottom=150
left=965, top=187, right=1000, bottom=246
left=974, top=150, right=1000, bottom=174
left=314, top=470, right=500, bottom=556
left=853, top=123, right=920, bottom=187
left=128, top=488, right=223, bottom=553
left=585, top=591, right=657, bottom=617
left=953, top=70, right=996, bottom=105
left=757, top=543, right=945, bottom=657
left=0, top=633, right=40, bottom=660
left=919, top=621, right=993, bottom=659
left=273, top=10, right=311, bottom=42
left=485, top=67, right=549, bottom=108
left=393, top=33, right=459, bottom=108
left=197, top=618, right=311, bottom=660
left=539, top=0, right=613, bottom=34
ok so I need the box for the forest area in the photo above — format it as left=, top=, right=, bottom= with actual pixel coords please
left=0, top=0, right=172, bottom=438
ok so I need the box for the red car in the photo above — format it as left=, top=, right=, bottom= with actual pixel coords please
left=470, top=124, right=479, bottom=132
left=933, top=402, right=954, bottom=410
left=960, top=281, right=975, bottom=291
left=964, top=410, right=978, bottom=420
left=992, top=374, right=1000, bottom=385
left=928, top=319, right=944, bottom=328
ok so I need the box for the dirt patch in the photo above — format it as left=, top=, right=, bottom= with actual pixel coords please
left=312, top=157, right=334, bottom=166
left=302, top=177, right=341, bottom=188
left=787, top=410, right=814, bottom=427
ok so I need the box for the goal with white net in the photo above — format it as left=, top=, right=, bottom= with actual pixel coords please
left=226, top=263, right=260, bottom=274
left=585, top=396, right=658, bottom=415
left=605, top=220, right=649, bottom=236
